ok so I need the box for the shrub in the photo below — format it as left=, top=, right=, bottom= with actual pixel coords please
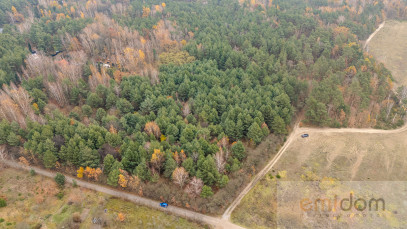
left=200, top=185, right=213, bottom=198
left=81, top=104, right=93, bottom=117
left=55, top=173, right=66, bottom=187
left=0, top=198, right=6, bottom=207
left=56, top=191, right=64, bottom=199
left=30, top=169, right=36, bottom=176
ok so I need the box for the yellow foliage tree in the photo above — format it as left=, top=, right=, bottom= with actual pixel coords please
left=160, top=134, right=166, bottom=142
left=140, top=37, right=146, bottom=45
left=118, top=174, right=128, bottom=188
left=142, top=7, right=151, bottom=17
left=32, top=103, right=39, bottom=111
left=77, top=167, right=84, bottom=179
left=139, top=50, right=145, bottom=60
left=162, top=3, right=166, bottom=8
left=151, top=149, right=165, bottom=171
left=11, top=6, right=17, bottom=14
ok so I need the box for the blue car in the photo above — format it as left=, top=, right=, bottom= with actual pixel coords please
left=160, top=202, right=168, bottom=208
left=301, top=134, right=309, bottom=138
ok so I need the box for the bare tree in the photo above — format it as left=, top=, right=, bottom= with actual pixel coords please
left=185, top=176, right=203, bottom=197
left=172, top=167, right=189, bottom=188
left=182, top=102, right=191, bottom=117
left=214, top=147, right=226, bottom=173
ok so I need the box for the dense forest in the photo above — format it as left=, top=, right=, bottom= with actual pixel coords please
left=1, top=0, right=407, bottom=213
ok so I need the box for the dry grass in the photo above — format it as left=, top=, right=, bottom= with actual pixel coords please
left=232, top=130, right=407, bottom=228
left=0, top=168, right=206, bottom=229
left=368, top=20, right=407, bottom=87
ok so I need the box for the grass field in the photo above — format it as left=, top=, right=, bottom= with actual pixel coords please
left=232, top=130, right=407, bottom=228
left=0, top=167, right=206, bottom=229
left=368, top=20, right=407, bottom=87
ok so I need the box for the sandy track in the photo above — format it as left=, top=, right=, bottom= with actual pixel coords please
left=2, top=124, right=406, bottom=228
left=222, top=122, right=407, bottom=221
left=0, top=159, right=244, bottom=229
left=364, top=21, right=385, bottom=50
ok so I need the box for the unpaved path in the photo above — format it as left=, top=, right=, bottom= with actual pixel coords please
left=364, top=21, right=386, bottom=50
left=222, top=122, right=407, bottom=221
left=0, top=159, right=243, bottom=229
left=3, top=123, right=407, bottom=228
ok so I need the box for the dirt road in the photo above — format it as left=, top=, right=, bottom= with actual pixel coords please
left=364, top=21, right=385, bottom=50
left=2, top=123, right=407, bottom=228
left=222, top=122, right=407, bottom=221
left=0, top=159, right=243, bottom=229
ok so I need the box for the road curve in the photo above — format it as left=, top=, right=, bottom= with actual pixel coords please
left=222, top=123, right=299, bottom=220
left=0, top=159, right=244, bottom=229
left=222, top=122, right=407, bottom=221
left=2, top=122, right=407, bottom=227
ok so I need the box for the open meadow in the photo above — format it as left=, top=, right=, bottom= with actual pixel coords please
left=367, top=20, right=407, bottom=87
left=232, top=129, right=407, bottom=228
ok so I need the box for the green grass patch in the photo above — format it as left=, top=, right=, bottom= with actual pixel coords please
left=105, top=198, right=204, bottom=229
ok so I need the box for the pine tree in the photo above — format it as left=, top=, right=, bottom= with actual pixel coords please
left=218, top=174, right=229, bottom=188
left=43, top=139, right=58, bottom=168
left=116, top=98, right=133, bottom=114
left=247, top=122, right=263, bottom=144
left=271, top=115, right=287, bottom=134
left=107, top=161, right=123, bottom=187
left=182, top=158, right=196, bottom=177
left=196, top=155, right=220, bottom=186
left=122, top=142, right=142, bottom=172
left=135, top=159, right=151, bottom=181
left=7, top=132, right=20, bottom=146
left=231, top=141, right=246, bottom=161
left=81, top=147, right=100, bottom=168
left=103, top=154, right=116, bottom=175
left=200, top=185, right=213, bottom=198
left=164, top=155, right=177, bottom=178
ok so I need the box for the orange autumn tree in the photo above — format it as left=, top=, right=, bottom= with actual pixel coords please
left=19, top=156, right=30, bottom=166
left=118, top=169, right=129, bottom=188
left=144, top=121, right=161, bottom=138
left=173, top=150, right=186, bottom=165
left=118, top=174, right=128, bottom=188
left=117, top=213, right=125, bottom=222
left=83, top=167, right=102, bottom=181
